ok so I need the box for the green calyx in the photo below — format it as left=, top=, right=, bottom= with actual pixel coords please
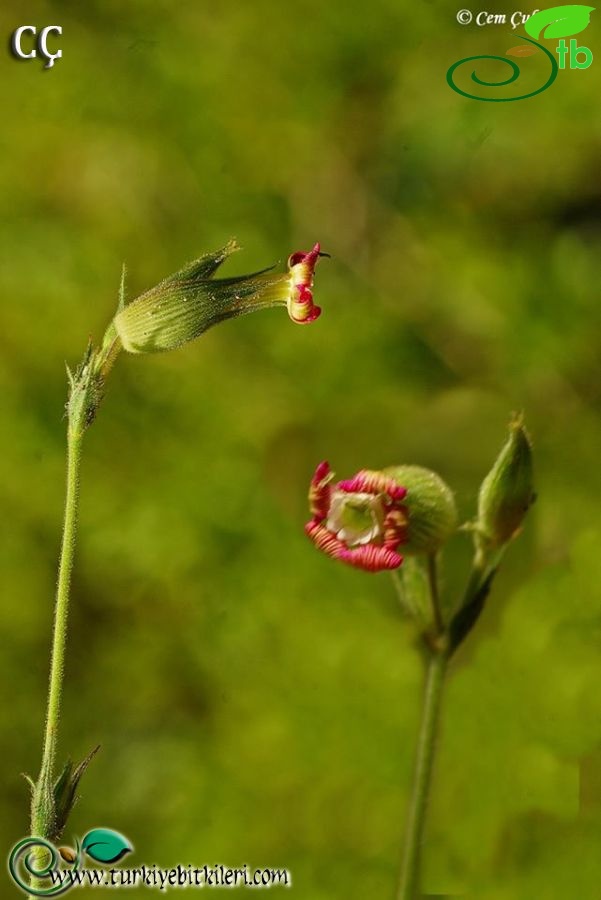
left=112, top=241, right=289, bottom=354
left=384, top=465, right=458, bottom=555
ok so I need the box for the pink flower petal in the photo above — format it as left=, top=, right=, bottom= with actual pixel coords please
left=338, top=470, right=407, bottom=502
left=309, top=461, right=332, bottom=521
left=339, top=544, right=403, bottom=572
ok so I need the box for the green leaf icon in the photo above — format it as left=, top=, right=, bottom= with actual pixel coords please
left=82, top=828, right=131, bottom=864
left=525, top=5, right=595, bottom=39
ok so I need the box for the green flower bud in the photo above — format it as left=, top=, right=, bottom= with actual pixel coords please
left=477, top=415, right=535, bottom=550
left=113, top=240, right=323, bottom=354
left=383, top=465, right=458, bottom=555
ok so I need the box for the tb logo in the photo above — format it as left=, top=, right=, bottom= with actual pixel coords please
left=556, top=38, right=594, bottom=68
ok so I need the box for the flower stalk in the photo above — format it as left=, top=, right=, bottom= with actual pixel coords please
left=31, top=424, right=82, bottom=839
left=27, top=240, right=325, bottom=854
left=396, top=550, right=449, bottom=900
left=30, top=342, right=108, bottom=844
left=397, top=646, right=447, bottom=900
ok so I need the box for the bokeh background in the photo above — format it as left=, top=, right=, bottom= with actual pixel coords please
left=1, top=1, right=600, bottom=897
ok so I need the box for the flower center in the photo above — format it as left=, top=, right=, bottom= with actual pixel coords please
left=326, top=491, right=385, bottom=547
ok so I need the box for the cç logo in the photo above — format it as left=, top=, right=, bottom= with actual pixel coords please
left=447, top=4, right=595, bottom=101
left=8, top=828, right=132, bottom=896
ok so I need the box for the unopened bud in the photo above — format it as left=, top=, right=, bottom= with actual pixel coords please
left=477, top=416, right=535, bottom=549
left=383, top=465, right=458, bottom=555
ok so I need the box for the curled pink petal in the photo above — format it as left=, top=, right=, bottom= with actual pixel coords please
left=288, top=287, right=321, bottom=324
left=338, top=470, right=407, bottom=502
left=297, top=304, right=321, bottom=324
left=305, top=518, right=348, bottom=560
left=309, top=461, right=333, bottom=521
left=288, top=243, right=321, bottom=272
left=306, top=519, right=402, bottom=571
left=305, top=461, right=408, bottom=574
left=339, top=544, right=403, bottom=572
left=287, top=243, right=322, bottom=325
left=314, top=460, right=331, bottom=482
left=383, top=507, right=409, bottom=550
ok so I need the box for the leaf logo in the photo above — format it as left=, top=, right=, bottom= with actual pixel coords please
left=81, top=829, right=132, bottom=865
left=506, top=45, right=540, bottom=56
left=524, top=4, right=595, bottom=39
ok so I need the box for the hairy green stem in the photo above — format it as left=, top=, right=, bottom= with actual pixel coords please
left=397, top=649, right=447, bottom=900
left=31, top=421, right=84, bottom=839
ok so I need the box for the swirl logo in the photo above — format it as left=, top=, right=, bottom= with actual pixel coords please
left=8, top=837, right=81, bottom=896
left=447, top=35, right=558, bottom=101
left=447, top=4, right=595, bottom=101
left=8, top=829, right=131, bottom=896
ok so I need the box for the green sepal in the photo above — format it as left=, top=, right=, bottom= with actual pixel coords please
left=448, top=568, right=497, bottom=655
left=30, top=771, right=55, bottom=839
left=66, top=342, right=102, bottom=432
left=51, top=746, right=100, bottom=842
left=117, top=264, right=127, bottom=313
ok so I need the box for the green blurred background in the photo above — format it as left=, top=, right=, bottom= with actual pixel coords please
left=1, top=1, right=600, bottom=896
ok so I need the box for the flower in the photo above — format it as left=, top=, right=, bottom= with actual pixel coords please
left=287, top=244, right=322, bottom=324
left=113, top=240, right=325, bottom=354
left=305, top=462, right=459, bottom=572
left=305, top=461, right=409, bottom=572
